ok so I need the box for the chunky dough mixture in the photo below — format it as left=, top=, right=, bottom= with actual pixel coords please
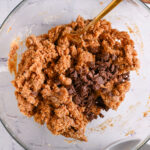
left=11, top=16, right=139, bottom=141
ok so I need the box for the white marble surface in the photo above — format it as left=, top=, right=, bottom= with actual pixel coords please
left=0, top=1, right=24, bottom=150
left=0, top=1, right=150, bottom=150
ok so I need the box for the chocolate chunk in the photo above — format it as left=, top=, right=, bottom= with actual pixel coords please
left=99, top=71, right=107, bottom=80
left=69, top=68, right=75, bottom=74
left=110, top=65, right=118, bottom=76
left=74, top=78, right=80, bottom=84
left=87, top=113, right=97, bottom=121
left=86, top=95, right=94, bottom=107
left=111, top=54, right=117, bottom=61
left=87, top=94, right=95, bottom=101
left=110, top=64, right=115, bottom=73
left=87, top=80, right=92, bottom=85
left=73, top=95, right=81, bottom=105
left=81, top=75, right=88, bottom=82
left=88, top=62, right=95, bottom=69
left=55, top=80, right=62, bottom=87
left=99, top=113, right=104, bottom=118
left=80, top=86, right=89, bottom=98
left=67, top=85, right=75, bottom=95
left=101, top=88, right=107, bottom=92
left=122, top=72, right=129, bottom=80
left=87, top=71, right=93, bottom=79
left=80, top=68, right=84, bottom=74
left=71, top=126, right=77, bottom=132
left=91, top=70, right=95, bottom=75
left=94, top=76, right=104, bottom=85
left=75, top=82, right=82, bottom=90
left=103, top=53, right=110, bottom=62
left=117, top=72, right=130, bottom=83
left=95, top=61, right=101, bottom=65
left=31, top=92, right=38, bottom=96
left=106, top=72, right=112, bottom=79
left=66, top=53, right=122, bottom=121
left=89, top=47, right=99, bottom=54
left=98, top=65, right=106, bottom=71
left=94, top=67, right=99, bottom=74
left=68, top=88, right=74, bottom=95
left=80, top=100, right=88, bottom=107
left=93, top=73, right=99, bottom=78
left=95, top=96, right=109, bottom=111
left=71, top=70, right=78, bottom=78
left=105, top=62, right=111, bottom=68
left=114, top=66, right=119, bottom=75
left=96, top=54, right=102, bottom=61
left=118, top=75, right=123, bottom=83
left=108, top=92, right=113, bottom=97
left=87, top=100, right=93, bottom=108
left=93, top=84, right=100, bottom=90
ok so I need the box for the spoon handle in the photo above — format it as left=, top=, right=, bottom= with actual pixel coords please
left=84, top=0, right=122, bottom=32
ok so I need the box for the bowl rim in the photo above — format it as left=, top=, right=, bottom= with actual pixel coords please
left=0, top=1, right=27, bottom=150
left=0, top=0, right=150, bottom=149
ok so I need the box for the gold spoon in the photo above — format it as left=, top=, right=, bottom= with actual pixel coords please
left=68, top=0, right=122, bottom=43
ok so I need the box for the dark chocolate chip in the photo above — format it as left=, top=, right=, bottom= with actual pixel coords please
left=73, top=95, right=81, bottom=105
left=95, top=96, right=109, bottom=111
left=80, top=100, right=88, bottom=107
left=122, top=73, right=129, bottom=80
left=108, top=92, right=113, bottom=97
left=99, top=113, right=104, bottom=118
left=99, top=71, right=107, bottom=80
left=117, top=72, right=130, bottom=83
left=98, top=65, right=106, bottom=71
left=106, top=72, right=112, bottom=79
left=55, top=80, right=62, bottom=87
left=68, top=85, right=75, bottom=95
left=87, top=113, right=97, bottom=121
left=31, top=92, right=38, bottom=96
left=81, top=75, right=88, bottom=82
left=101, top=88, right=107, bottom=92
left=89, top=47, right=99, bottom=54
left=110, top=64, right=115, bottom=73
left=87, top=100, right=93, bottom=108
left=105, top=62, right=111, bottom=68
left=118, top=75, right=123, bottom=83
left=87, top=71, right=93, bottom=79
left=87, top=80, right=92, bottom=85
left=69, top=68, right=75, bottom=73
left=80, top=86, right=89, bottom=97
left=103, top=53, right=110, bottom=62
left=93, top=84, right=100, bottom=90
left=88, top=94, right=95, bottom=101
left=111, top=54, right=117, bottom=61
left=91, top=70, right=95, bottom=74
left=96, top=54, right=102, bottom=61
left=88, top=62, right=95, bottom=69
left=71, top=70, right=78, bottom=79
left=66, top=53, right=122, bottom=121
left=94, top=76, right=104, bottom=85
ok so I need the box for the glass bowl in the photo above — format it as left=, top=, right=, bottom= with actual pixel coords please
left=0, top=0, right=150, bottom=149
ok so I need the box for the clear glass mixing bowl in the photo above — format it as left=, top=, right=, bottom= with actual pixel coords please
left=0, top=0, right=150, bottom=150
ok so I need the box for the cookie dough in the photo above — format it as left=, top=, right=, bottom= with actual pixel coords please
left=10, top=16, right=139, bottom=141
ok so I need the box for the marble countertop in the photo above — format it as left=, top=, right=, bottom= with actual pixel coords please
left=0, top=2, right=24, bottom=150
left=0, top=1, right=150, bottom=150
